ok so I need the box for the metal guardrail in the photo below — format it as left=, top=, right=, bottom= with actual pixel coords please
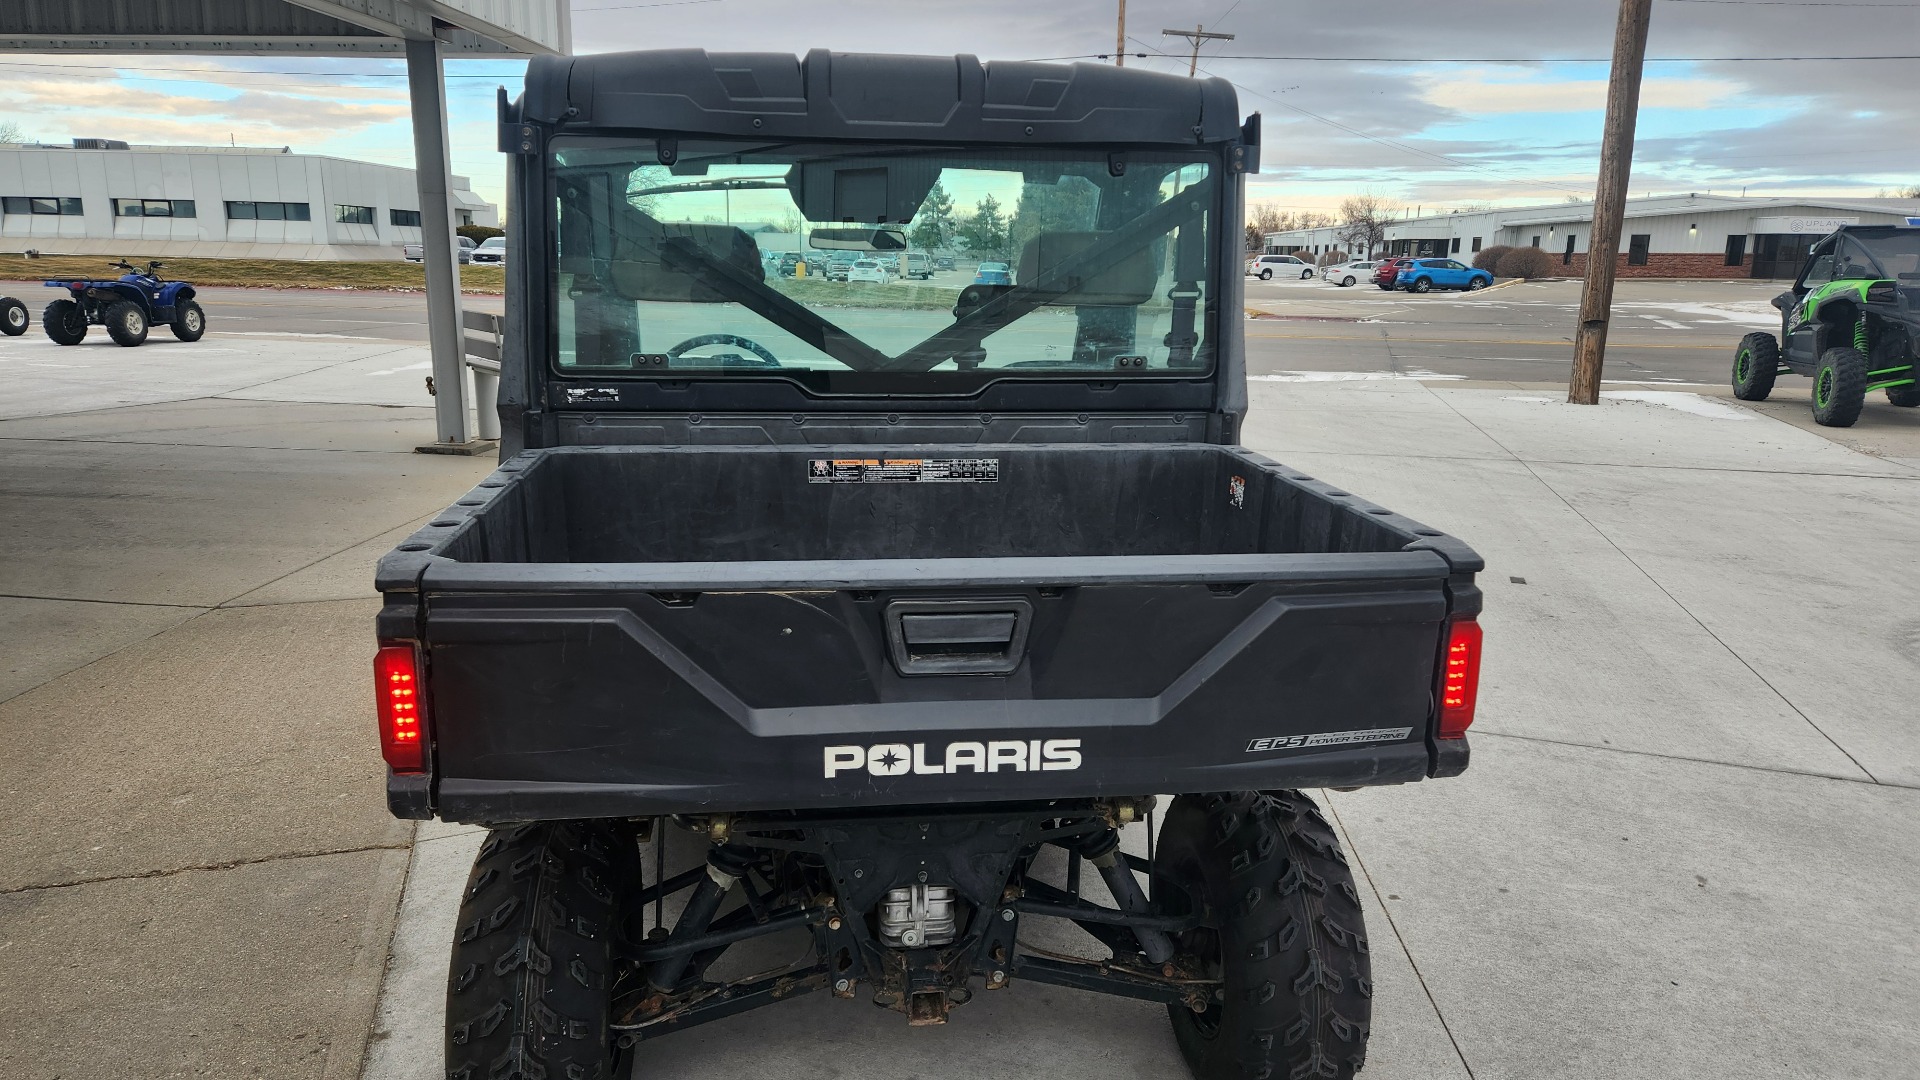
left=462, top=309, right=503, bottom=440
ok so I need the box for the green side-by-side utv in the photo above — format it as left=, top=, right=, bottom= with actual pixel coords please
left=1733, top=224, right=1920, bottom=426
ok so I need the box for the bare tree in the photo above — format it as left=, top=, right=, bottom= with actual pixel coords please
left=0, top=120, right=26, bottom=143
left=1334, top=194, right=1397, bottom=259
left=1245, top=202, right=1289, bottom=251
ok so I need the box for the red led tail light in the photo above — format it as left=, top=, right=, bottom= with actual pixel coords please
left=1438, top=619, right=1482, bottom=739
left=375, top=644, right=426, bottom=772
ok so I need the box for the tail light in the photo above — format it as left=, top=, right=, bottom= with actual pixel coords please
left=1438, top=619, right=1482, bottom=738
left=375, top=643, right=427, bottom=772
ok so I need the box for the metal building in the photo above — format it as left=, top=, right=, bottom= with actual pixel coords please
left=1265, top=194, right=1920, bottom=279
left=0, top=140, right=497, bottom=260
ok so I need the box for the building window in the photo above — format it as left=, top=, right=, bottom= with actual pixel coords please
left=1564, top=234, right=1577, bottom=265
left=335, top=204, right=375, bottom=225
left=1724, top=234, right=1747, bottom=267
left=1628, top=234, right=1651, bottom=266
left=3, top=196, right=83, bottom=216
left=226, top=201, right=311, bottom=222
left=114, top=198, right=197, bottom=218
left=390, top=208, right=422, bottom=228
left=1531, top=235, right=1542, bottom=248
left=457, top=209, right=474, bottom=226
left=1450, top=237, right=1461, bottom=254
left=1471, top=237, right=1482, bottom=252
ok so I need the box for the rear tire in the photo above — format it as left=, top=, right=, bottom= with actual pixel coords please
left=1812, top=346, right=1868, bottom=427
left=1259, top=269, right=1273, bottom=280
left=1155, top=791, right=1372, bottom=1080
left=170, top=300, right=207, bottom=342
left=42, top=299, right=87, bottom=345
left=104, top=300, right=148, bottom=347
left=0, top=297, right=26, bottom=336
left=1301, top=269, right=1314, bottom=279
left=1886, top=380, right=1919, bottom=407
left=446, top=820, right=641, bottom=1080
left=1732, top=332, right=1780, bottom=401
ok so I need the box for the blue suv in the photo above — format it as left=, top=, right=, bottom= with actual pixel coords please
left=1396, top=258, right=1493, bottom=293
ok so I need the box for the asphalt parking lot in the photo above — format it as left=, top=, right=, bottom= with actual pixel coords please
left=1244, top=274, right=1786, bottom=385
left=3, top=279, right=1918, bottom=1080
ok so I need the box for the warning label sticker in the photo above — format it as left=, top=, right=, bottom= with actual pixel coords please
left=807, top=458, right=999, bottom=484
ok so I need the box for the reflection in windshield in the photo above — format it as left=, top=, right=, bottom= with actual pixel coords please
left=549, top=140, right=1216, bottom=389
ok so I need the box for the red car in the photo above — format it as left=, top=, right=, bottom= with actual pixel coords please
left=1373, top=256, right=1418, bottom=291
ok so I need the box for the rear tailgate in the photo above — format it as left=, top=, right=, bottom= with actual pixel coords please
left=408, top=550, right=1463, bottom=821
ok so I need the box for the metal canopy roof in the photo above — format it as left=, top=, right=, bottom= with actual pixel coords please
left=0, top=0, right=568, bottom=56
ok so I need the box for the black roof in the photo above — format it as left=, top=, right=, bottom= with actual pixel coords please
left=522, top=49, right=1242, bottom=147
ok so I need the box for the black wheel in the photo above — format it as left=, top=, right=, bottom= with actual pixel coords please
left=0, top=297, right=26, bottom=336
left=170, top=300, right=206, bottom=342
left=1376, top=283, right=1393, bottom=292
left=1731, top=332, right=1779, bottom=401
left=1466, top=276, right=1487, bottom=291
left=1411, top=278, right=1432, bottom=294
left=1340, top=276, right=1355, bottom=287
left=1885, top=379, right=1919, bottom=407
left=42, top=299, right=87, bottom=345
left=1258, top=268, right=1273, bottom=280
left=1154, top=791, right=1372, bottom=1080
left=104, top=300, right=148, bottom=347
left=1812, top=345, right=1868, bottom=427
left=1301, top=268, right=1314, bottom=279
left=447, top=820, right=641, bottom=1080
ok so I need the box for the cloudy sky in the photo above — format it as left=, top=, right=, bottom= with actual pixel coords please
left=3, top=0, right=1917, bottom=215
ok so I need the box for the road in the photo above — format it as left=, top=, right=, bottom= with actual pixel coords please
left=1244, top=276, right=1780, bottom=386
left=4, top=274, right=1778, bottom=388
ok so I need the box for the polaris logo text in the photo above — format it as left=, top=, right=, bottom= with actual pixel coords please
left=824, top=740, right=1082, bottom=778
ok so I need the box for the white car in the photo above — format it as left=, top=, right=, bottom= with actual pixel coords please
left=1319, top=260, right=1376, bottom=287
left=845, top=258, right=893, bottom=284
left=471, top=236, right=507, bottom=265
left=1246, top=253, right=1313, bottom=280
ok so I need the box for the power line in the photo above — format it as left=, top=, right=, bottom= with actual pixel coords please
left=1123, top=36, right=1592, bottom=195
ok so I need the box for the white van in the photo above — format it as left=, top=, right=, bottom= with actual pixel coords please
left=1246, top=253, right=1313, bottom=280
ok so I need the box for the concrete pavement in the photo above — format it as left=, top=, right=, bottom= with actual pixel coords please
left=3, top=305, right=1917, bottom=1079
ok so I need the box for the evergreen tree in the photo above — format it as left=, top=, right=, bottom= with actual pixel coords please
left=908, top=181, right=957, bottom=250
left=955, top=194, right=1010, bottom=259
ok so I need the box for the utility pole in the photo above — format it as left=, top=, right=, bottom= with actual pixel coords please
left=1162, top=24, right=1234, bottom=76
left=1569, top=0, right=1653, bottom=405
left=1115, top=0, right=1126, bottom=66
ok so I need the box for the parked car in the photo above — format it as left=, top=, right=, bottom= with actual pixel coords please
left=824, top=252, right=859, bottom=281
left=972, top=260, right=1013, bottom=285
left=1373, top=256, right=1419, bottom=290
left=846, top=258, right=894, bottom=284
left=470, top=237, right=507, bottom=265
left=1319, top=260, right=1377, bottom=287
left=1395, top=258, right=1494, bottom=293
left=776, top=252, right=804, bottom=276
left=934, top=254, right=956, bottom=271
left=904, top=252, right=933, bottom=279
left=402, top=236, right=476, bottom=263
left=1246, top=253, right=1314, bottom=280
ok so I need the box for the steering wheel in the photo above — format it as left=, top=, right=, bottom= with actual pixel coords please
left=665, top=333, right=782, bottom=368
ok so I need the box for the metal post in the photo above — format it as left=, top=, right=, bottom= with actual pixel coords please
left=405, top=34, right=475, bottom=451
left=1569, top=0, right=1653, bottom=405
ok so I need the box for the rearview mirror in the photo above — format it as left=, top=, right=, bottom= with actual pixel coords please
left=809, top=227, right=907, bottom=252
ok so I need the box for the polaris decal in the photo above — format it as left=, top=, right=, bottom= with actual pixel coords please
left=825, top=739, right=1081, bottom=778
left=1246, top=728, right=1412, bottom=753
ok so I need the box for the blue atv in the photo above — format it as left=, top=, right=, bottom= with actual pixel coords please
left=43, top=260, right=207, bottom=347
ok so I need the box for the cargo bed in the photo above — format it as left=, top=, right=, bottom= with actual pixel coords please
left=377, top=443, right=1480, bottom=822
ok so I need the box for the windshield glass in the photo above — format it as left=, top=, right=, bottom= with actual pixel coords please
left=1851, top=230, right=1920, bottom=280
left=548, top=138, right=1218, bottom=392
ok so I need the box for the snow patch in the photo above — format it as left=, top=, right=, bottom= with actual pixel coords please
left=1601, top=391, right=1756, bottom=420
left=1250, top=369, right=1465, bottom=383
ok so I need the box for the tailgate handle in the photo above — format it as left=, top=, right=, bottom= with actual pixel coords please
left=885, top=600, right=1032, bottom=676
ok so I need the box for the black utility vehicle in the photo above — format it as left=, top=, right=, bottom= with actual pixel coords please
left=375, top=50, right=1485, bottom=1080
left=1733, top=224, right=1920, bottom=426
